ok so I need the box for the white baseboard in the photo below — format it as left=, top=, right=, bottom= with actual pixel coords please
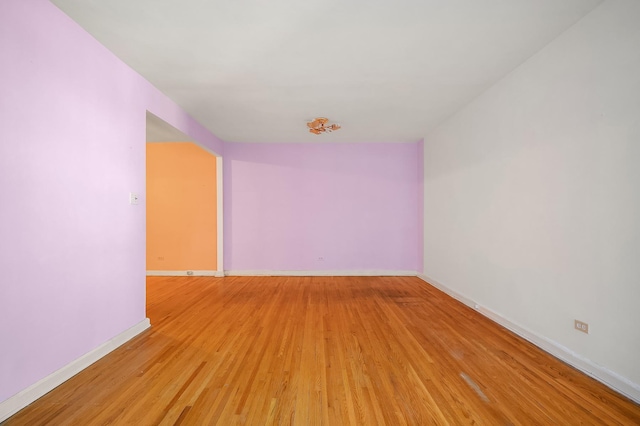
left=225, top=270, right=417, bottom=277
left=417, top=274, right=640, bottom=404
left=0, top=318, right=151, bottom=423
left=146, top=270, right=223, bottom=277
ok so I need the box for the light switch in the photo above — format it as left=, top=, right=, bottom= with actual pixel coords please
left=129, top=192, right=139, bottom=205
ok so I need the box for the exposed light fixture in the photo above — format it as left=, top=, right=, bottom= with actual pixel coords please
left=307, top=117, right=341, bottom=135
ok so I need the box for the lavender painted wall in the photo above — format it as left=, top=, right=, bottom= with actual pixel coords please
left=224, top=142, right=421, bottom=272
left=0, top=0, right=222, bottom=404
left=417, top=139, right=424, bottom=274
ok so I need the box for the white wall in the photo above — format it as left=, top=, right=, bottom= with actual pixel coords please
left=423, top=0, right=640, bottom=400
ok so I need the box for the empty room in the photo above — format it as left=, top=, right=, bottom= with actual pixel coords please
left=1, top=0, right=639, bottom=424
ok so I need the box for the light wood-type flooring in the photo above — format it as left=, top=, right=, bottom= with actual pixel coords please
left=5, top=276, right=640, bottom=425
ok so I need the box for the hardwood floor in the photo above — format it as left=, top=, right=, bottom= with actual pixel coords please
left=4, top=276, right=640, bottom=425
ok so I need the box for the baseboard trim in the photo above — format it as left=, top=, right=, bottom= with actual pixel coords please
left=0, top=318, right=151, bottom=423
left=146, top=270, right=223, bottom=277
left=225, top=270, right=417, bottom=277
left=416, top=274, right=640, bottom=404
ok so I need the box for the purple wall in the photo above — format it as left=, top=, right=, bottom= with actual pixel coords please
left=0, top=0, right=222, bottom=404
left=417, top=139, right=424, bottom=274
left=224, top=142, right=421, bottom=272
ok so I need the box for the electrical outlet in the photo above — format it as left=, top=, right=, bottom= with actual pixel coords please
left=574, top=320, right=589, bottom=334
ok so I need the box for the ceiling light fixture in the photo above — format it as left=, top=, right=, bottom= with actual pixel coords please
left=307, top=117, right=341, bottom=135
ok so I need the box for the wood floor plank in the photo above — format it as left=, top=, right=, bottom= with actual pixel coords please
left=3, top=276, right=639, bottom=425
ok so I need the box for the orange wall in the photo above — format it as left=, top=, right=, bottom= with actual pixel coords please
left=146, top=142, right=217, bottom=270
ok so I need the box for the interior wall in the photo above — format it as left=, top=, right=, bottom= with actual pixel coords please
left=224, top=142, right=421, bottom=273
left=0, top=0, right=223, bottom=406
left=146, top=142, right=217, bottom=271
left=423, top=0, right=640, bottom=391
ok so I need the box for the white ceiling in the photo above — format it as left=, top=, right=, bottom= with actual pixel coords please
left=146, top=111, right=194, bottom=143
left=52, top=0, right=602, bottom=143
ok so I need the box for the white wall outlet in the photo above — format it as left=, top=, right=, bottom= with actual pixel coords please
left=574, top=320, right=589, bottom=334
left=129, top=192, right=139, bottom=205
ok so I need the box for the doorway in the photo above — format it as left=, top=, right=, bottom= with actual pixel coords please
left=145, top=111, right=223, bottom=277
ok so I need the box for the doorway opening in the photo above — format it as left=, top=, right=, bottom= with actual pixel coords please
left=145, top=111, right=223, bottom=277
